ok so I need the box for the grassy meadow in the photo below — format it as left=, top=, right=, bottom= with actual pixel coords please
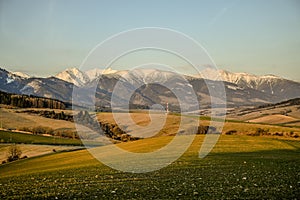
left=0, top=135, right=299, bottom=199
left=0, top=130, right=83, bottom=146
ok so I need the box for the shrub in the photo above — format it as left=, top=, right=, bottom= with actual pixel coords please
left=60, top=130, right=76, bottom=139
left=19, top=127, right=32, bottom=132
left=121, top=134, right=129, bottom=142
left=197, top=125, right=209, bottom=134
left=255, top=128, right=269, bottom=136
left=197, top=126, right=218, bottom=134
left=53, top=129, right=78, bottom=139
left=273, top=132, right=283, bottom=136
left=225, top=130, right=237, bottom=135
left=32, top=126, right=54, bottom=135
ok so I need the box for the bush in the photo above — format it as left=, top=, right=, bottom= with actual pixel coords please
left=32, top=126, right=54, bottom=135
left=197, top=125, right=209, bottom=134
left=255, top=128, right=269, bottom=136
left=19, top=127, right=32, bottom=132
left=225, top=130, right=237, bottom=135
left=53, top=129, right=78, bottom=139
left=121, top=134, right=129, bottom=142
left=60, top=130, right=77, bottom=139
left=197, top=126, right=217, bottom=134
left=273, top=132, right=283, bottom=136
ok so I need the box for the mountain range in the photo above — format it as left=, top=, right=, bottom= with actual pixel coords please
left=0, top=67, right=299, bottom=110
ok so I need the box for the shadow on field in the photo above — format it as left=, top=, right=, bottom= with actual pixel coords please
left=0, top=147, right=299, bottom=199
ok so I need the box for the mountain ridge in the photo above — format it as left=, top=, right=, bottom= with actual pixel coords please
left=0, top=67, right=299, bottom=109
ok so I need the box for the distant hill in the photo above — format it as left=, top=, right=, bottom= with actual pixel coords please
left=258, top=98, right=300, bottom=109
left=226, top=97, right=300, bottom=124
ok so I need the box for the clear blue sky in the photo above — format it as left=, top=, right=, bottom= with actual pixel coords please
left=0, top=0, right=299, bottom=80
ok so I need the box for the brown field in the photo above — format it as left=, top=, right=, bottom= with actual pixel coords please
left=97, top=112, right=182, bottom=137
left=0, top=107, right=76, bottom=131
left=97, top=112, right=300, bottom=137
left=1, top=107, right=299, bottom=141
left=249, top=114, right=298, bottom=124
left=0, top=144, right=81, bottom=163
left=227, top=105, right=300, bottom=122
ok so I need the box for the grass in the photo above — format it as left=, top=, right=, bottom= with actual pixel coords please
left=0, top=135, right=299, bottom=199
left=0, top=130, right=83, bottom=146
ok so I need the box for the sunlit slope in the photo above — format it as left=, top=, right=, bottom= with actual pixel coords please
left=0, top=135, right=299, bottom=199
left=97, top=112, right=300, bottom=136
left=0, top=135, right=299, bottom=177
left=0, top=108, right=75, bottom=130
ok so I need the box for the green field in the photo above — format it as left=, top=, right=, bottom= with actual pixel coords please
left=0, top=135, right=299, bottom=199
left=0, top=130, right=105, bottom=147
left=0, top=130, right=83, bottom=146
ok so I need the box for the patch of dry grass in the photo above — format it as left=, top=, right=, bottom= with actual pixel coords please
left=249, top=114, right=298, bottom=124
left=97, top=112, right=300, bottom=138
left=0, top=144, right=81, bottom=163
left=0, top=108, right=76, bottom=131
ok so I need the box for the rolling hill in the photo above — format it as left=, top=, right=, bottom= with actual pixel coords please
left=0, top=135, right=299, bottom=199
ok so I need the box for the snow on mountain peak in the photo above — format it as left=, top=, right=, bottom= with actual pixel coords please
left=102, top=67, right=117, bottom=74
left=55, top=67, right=90, bottom=86
left=85, top=68, right=117, bottom=80
left=13, top=71, right=30, bottom=78
left=261, top=74, right=281, bottom=79
left=53, top=66, right=289, bottom=92
left=115, top=68, right=178, bottom=84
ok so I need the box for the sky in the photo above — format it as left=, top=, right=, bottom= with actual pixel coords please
left=0, top=0, right=299, bottom=81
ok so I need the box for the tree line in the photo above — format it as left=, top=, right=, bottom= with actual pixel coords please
left=0, top=90, right=66, bottom=109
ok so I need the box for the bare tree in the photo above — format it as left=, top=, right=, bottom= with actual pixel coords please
left=7, top=144, right=22, bottom=162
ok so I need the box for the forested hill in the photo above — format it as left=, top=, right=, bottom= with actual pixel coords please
left=0, top=90, right=67, bottom=109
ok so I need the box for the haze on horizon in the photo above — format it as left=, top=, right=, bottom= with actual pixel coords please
left=0, top=0, right=299, bottom=81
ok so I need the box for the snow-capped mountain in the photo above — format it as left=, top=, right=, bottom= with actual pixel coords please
left=55, top=67, right=118, bottom=86
left=0, top=68, right=75, bottom=102
left=20, top=77, right=75, bottom=102
left=0, top=66, right=299, bottom=108
left=115, top=68, right=178, bottom=85
left=197, top=68, right=280, bottom=83
left=85, top=68, right=103, bottom=80
left=55, top=68, right=90, bottom=86
left=196, top=68, right=300, bottom=100
left=198, top=68, right=285, bottom=89
left=0, top=67, right=26, bottom=94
